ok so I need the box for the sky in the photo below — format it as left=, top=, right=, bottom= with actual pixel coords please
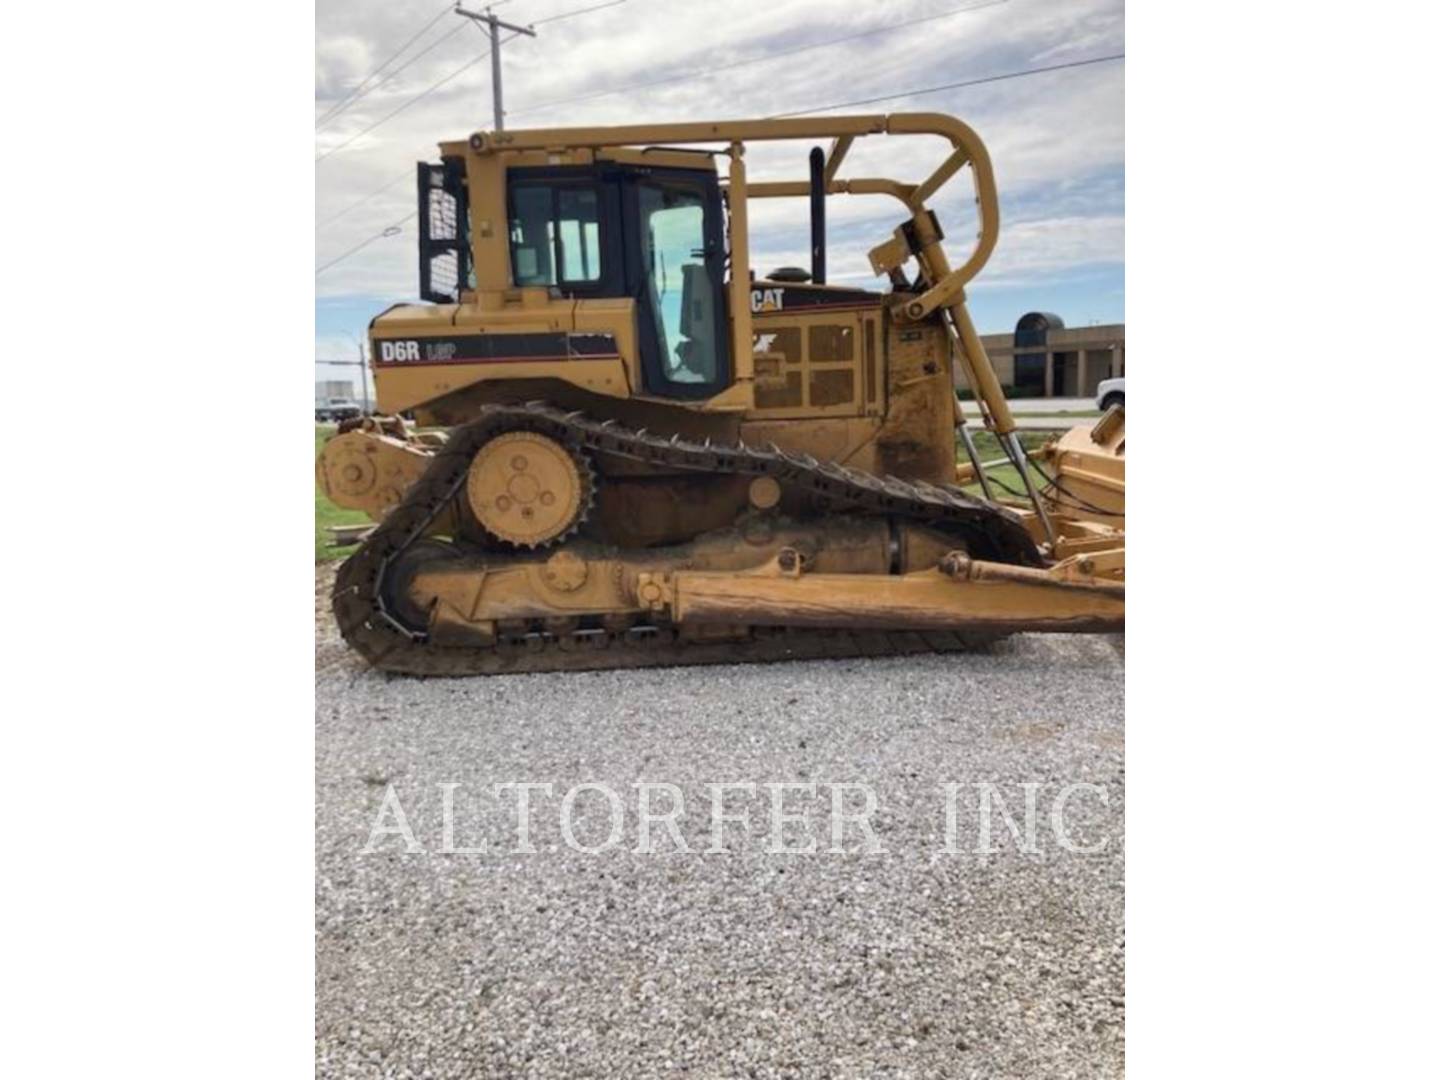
left=315, top=0, right=1124, bottom=398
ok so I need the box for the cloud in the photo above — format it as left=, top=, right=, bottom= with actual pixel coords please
left=982, top=213, right=1123, bottom=283
left=315, top=35, right=374, bottom=100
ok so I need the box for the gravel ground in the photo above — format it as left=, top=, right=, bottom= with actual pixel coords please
left=316, top=566, right=1124, bottom=1078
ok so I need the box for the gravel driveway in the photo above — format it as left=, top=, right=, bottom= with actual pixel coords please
left=316, top=568, right=1125, bottom=1078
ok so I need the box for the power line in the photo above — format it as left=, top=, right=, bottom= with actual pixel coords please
left=770, top=53, right=1126, bottom=117
left=507, top=0, right=1006, bottom=119
left=315, top=2, right=625, bottom=163
left=530, top=0, right=626, bottom=26
left=316, top=22, right=469, bottom=132
left=319, top=169, right=413, bottom=229
left=316, top=1, right=456, bottom=127
left=315, top=48, right=495, bottom=163
left=315, top=212, right=417, bottom=277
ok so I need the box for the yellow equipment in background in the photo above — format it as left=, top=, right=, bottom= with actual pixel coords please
left=319, top=113, right=1124, bottom=675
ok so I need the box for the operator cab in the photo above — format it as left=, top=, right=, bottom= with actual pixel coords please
left=418, top=158, right=731, bottom=402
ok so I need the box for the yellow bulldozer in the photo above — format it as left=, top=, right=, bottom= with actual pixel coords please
left=318, top=113, right=1124, bottom=675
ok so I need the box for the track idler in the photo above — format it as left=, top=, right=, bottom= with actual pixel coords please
left=316, top=417, right=438, bottom=522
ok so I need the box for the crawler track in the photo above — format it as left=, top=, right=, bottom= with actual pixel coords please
left=332, top=403, right=1042, bottom=675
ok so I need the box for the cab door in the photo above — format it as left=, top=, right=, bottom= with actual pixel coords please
left=619, top=168, right=731, bottom=401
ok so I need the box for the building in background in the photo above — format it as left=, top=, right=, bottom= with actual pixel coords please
left=975, top=314, right=1125, bottom=398
left=315, top=379, right=355, bottom=405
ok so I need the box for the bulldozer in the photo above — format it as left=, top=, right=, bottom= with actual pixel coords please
left=318, top=113, right=1125, bottom=676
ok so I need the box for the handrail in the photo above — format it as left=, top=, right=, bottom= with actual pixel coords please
left=468, top=112, right=999, bottom=301
left=883, top=113, right=999, bottom=309
left=744, top=178, right=916, bottom=205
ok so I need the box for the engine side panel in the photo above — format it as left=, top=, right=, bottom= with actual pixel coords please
left=370, top=299, right=636, bottom=415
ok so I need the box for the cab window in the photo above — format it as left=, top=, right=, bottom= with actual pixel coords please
left=509, top=183, right=603, bottom=287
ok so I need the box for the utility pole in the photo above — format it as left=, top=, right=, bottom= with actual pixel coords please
left=454, top=5, right=536, bottom=131
left=343, top=332, right=371, bottom=413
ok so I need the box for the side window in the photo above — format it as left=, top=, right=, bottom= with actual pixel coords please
left=508, top=183, right=604, bottom=288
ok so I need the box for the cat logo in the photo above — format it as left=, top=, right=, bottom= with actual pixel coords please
left=750, top=288, right=785, bottom=313
left=378, top=340, right=422, bottom=363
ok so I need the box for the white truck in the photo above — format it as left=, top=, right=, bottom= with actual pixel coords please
left=1096, top=376, right=1125, bottom=411
left=315, top=398, right=363, bottom=423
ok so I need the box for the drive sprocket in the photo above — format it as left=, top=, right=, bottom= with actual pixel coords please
left=464, top=429, right=593, bottom=548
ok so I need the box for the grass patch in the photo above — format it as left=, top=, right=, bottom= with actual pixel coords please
left=315, top=425, right=371, bottom=562
left=957, top=429, right=1055, bottom=501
